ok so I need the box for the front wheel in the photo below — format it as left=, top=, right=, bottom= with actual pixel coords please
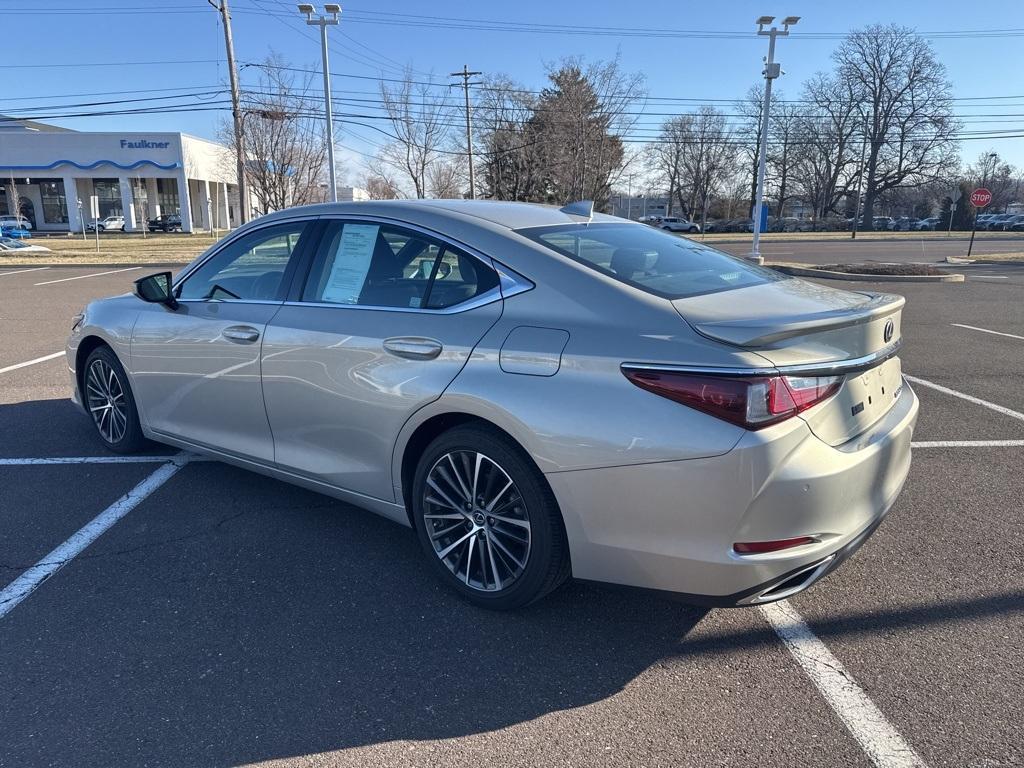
left=688, top=226, right=698, bottom=233
left=83, top=346, right=146, bottom=453
left=412, top=425, right=569, bottom=610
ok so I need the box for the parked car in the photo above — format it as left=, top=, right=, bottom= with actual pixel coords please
left=913, top=217, right=940, bottom=231
left=0, top=236, right=50, bottom=252
left=0, top=226, right=31, bottom=239
left=0, top=214, right=33, bottom=230
left=984, top=213, right=1017, bottom=231
left=86, top=216, right=125, bottom=232
left=67, top=199, right=918, bottom=609
left=1006, top=214, right=1024, bottom=231
left=730, top=218, right=755, bottom=233
left=657, top=216, right=701, bottom=233
left=147, top=214, right=183, bottom=233
left=887, top=217, right=919, bottom=231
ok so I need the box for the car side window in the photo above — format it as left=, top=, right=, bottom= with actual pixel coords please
left=177, top=221, right=308, bottom=302
left=301, top=220, right=499, bottom=310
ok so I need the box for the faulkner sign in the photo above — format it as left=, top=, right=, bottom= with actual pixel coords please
left=120, top=139, right=171, bottom=150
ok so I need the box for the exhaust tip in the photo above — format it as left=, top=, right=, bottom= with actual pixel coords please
left=748, top=554, right=836, bottom=604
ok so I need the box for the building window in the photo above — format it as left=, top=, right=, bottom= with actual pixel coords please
left=93, top=179, right=121, bottom=218
left=157, top=178, right=180, bottom=215
left=39, top=180, right=68, bottom=224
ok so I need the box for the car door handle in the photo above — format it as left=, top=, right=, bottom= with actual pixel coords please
left=222, top=325, right=261, bottom=343
left=383, top=337, right=443, bottom=360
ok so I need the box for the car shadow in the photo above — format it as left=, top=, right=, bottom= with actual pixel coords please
left=1, top=400, right=719, bottom=766
left=0, top=396, right=177, bottom=458
left=4, top=399, right=1020, bottom=766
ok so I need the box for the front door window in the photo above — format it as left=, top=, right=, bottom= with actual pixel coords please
left=177, top=222, right=309, bottom=302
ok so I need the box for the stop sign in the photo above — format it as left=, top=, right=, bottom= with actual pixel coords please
left=970, top=188, right=992, bottom=208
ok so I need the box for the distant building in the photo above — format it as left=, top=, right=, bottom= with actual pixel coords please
left=338, top=186, right=370, bottom=202
left=0, top=116, right=240, bottom=233
left=610, top=194, right=670, bottom=220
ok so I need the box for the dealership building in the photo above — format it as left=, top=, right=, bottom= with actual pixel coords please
left=0, top=117, right=241, bottom=233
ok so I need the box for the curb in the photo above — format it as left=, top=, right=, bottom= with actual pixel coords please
left=770, top=264, right=965, bottom=283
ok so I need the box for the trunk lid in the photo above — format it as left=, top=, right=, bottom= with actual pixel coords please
left=672, top=278, right=905, bottom=446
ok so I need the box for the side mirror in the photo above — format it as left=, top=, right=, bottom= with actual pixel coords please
left=134, top=271, right=178, bottom=310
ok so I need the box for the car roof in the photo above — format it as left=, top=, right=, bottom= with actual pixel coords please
left=255, top=199, right=624, bottom=231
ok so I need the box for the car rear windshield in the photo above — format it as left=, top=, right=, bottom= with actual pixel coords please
left=518, top=222, right=785, bottom=299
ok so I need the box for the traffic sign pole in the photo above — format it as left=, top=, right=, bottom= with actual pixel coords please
left=967, top=209, right=979, bottom=259
left=966, top=187, right=992, bottom=259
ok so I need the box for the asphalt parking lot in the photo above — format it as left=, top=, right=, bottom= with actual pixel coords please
left=1, top=250, right=1022, bottom=768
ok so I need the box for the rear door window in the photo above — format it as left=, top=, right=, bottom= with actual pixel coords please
left=301, top=220, right=499, bottom=310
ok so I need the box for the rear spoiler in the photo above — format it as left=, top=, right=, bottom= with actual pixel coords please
left=688, top=293, right=904, bottom=348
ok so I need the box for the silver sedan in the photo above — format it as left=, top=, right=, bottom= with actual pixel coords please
left=67, top=200, right=918, bottom=609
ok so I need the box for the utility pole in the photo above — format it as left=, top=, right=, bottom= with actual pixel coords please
left=450, top=65, right=482, bottom=199
left=750, top=14, right=799, bottom=264
left=209, top=0, right=248, bottom=225
left=299, top=4, right=341, bottom=202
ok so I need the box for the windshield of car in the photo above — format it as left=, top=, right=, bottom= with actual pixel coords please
left=518, top=222, right=786, bottom=299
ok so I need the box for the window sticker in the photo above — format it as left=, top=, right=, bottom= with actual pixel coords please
left=321, top=223, right=379, bottom=304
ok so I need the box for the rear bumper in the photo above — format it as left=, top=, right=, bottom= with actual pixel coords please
left=546, top=381, right=919, bottom=605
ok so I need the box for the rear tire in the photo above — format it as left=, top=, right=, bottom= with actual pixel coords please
left=411, top=425, right=570, bottom=610
left=83, top=346, right=146, bottom=454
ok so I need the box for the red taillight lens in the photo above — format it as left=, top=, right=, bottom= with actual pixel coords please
left=623, top=369, right=841, bottom=430
left=733, top=536, right=818, bottom=554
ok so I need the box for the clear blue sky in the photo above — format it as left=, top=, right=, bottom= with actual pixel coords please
left=7, top=0, right=1024, bottom=181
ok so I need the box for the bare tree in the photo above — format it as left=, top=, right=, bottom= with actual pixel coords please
left=790, top=72, right=861, bottom=220
left=219, top=54, right=330, bottom=215
left=767, top=99, right=801, bottom=219
left=648, top=115, right=690, bottom=216
left=376, top=67, right=453, bottom=198
left=967, top=151, right=1017, bottom=212
left=735, top=85, right=765, bottom=218
left=427, top=157, right=466, bottom=198
left=360, top=165, right=403, bottom=200
left=833, top=25, right=960, bottom=228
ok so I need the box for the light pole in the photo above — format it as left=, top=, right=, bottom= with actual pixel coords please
left=749, top=14, right=799, bottom=264
left=298, top=3, right=340, bottom=203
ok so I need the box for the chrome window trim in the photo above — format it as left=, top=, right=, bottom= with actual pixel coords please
left=281, top=286, right=504, bottom=315
left=175, top=298, right=284, bottom=307
left=622, top=340, right=902, bottom=378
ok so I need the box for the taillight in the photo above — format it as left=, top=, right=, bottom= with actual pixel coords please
left=623, top=369, right=841, bottom=430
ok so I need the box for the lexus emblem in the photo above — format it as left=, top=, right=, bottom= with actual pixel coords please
left=883, top=319, right=895, bottom=343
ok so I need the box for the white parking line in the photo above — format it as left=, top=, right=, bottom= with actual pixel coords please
left=0, top=267, right=50, bottom=278
left=0, top=458, right=185, bottom=620
left=34, top=266, right=139, bottom=286
left=0, top=351, right=64, bottom=375
left=912, top=440, right=1024, bottom=448
left=970, top=275, right=1008, bottom=279
left=904, top=375, right=1024, bottom=423
left=760, top=601, right=927, bottom=768
left=950, top=323, right=1024, bottom=341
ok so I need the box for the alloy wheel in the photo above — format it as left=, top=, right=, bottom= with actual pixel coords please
left=86, top=358, right=128, bottom=444
left=422, top=451, right=532, bottom=592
